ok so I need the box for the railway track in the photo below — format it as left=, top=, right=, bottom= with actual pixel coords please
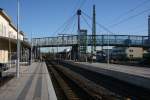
left=46, top=61, right=123, bottom=100
left=47, top=62, right=94, bottom=100
left=59, top=61, right=150, bottom=100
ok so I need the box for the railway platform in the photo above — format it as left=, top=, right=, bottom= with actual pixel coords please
left=0, top=62, right=57, bottom=100
left=65, top=61, right=150, bottom=90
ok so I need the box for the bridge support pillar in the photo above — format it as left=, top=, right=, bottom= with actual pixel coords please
left=29, top=48, right=31, bottom=64
left=71, top=44, right=79, bottom=61
left=33, top=47, right=39, bottom=60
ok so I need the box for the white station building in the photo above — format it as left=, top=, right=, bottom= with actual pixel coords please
left=0, top=8, right=30, bottom=64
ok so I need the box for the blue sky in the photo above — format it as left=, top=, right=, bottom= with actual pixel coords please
left=0, top=0, right=150, bottom=39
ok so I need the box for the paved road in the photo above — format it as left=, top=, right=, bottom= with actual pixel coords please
left=0, top=62, right=57, bottom=100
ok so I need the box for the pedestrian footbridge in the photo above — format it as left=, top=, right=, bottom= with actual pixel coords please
left=32, top=35, right=150, bottom=48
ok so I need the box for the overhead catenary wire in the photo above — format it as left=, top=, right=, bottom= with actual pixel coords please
left=110, top=0, right=150, bottom=24
left=72, top=0, right=82, bottom=13
left=70, top=17, right=77, bottom=34
left=52, top=14, right=76, bottom=36
left=82, top=11, right=115, bottom=35
left=71, top=0, right=87, bottom=14
left=52, top=0, right=87, bottom=36
left=116, top=24, right=147, bottom=35
left=59, top=14, right=76, bottom=34
left=109, top=8, right=150, bottom=28
left=81, top=15, right=92, bottom=31
left=65, top=0, right=88, bottom=34
left=78, top=0, right=87, bottom=9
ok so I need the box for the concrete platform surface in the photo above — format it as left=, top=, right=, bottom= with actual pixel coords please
left=0, top=62, right=57, bottom=100
left=2, top=65, right=28, bottom=77
left=70, top=61, right=150, bottom=90
left=77, top=62, right=150, bottom=78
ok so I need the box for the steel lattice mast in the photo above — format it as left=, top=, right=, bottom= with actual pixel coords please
left=91, top=5, right=96, bottom=55
left=93, top=5, right=96, bottom=51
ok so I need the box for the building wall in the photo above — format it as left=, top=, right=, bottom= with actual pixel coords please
left=112, top=47, right=144, bottom=60
left=126, top=47, right=143, bottom=59
left=0, top=15, right=9, bottom=38
left=9, top=26, right=17, bottom=39
left=0, top=40, right=8, bottom=63
left=0, top=15, right=9, bottom=63
left=0, top=11, right=24, bottom=63
left=0, top=14, right=23, bottom=40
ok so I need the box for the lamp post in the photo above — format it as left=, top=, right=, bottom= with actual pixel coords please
left=57, top=36, right=59, bottom=63
left=30, top=33, right=33, bottom=64
left=16, top=0, right=20, bottom=78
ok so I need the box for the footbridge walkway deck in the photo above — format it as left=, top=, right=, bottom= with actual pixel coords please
left=32, top=35, right=150, bottom=48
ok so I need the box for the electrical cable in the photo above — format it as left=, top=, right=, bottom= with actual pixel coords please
left=82, top=11, right=115, bottom=35
left=59, top=14, right=76, bottom=34
left=78, top=0, right=87, bottom=9
left=72, top=0, right=87, bottom=13
left=52, top=0, right=87, bottom=36
left=70, top=17, right=77, bottom=35
left=52, top=14, right=76, bottom=36
left=109, top=8, right=150, bottom=28
left=110, top=0, right=150, bottom=23
left=81, top=15, right=92, bottom=31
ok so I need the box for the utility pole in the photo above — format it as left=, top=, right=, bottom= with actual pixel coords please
left=16, top=0, right=20, bottom=78
left=31, top=33, right=33, bottom=64
left=148, top=15, right=150, bottom=39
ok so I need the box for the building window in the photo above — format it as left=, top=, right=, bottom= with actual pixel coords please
left=0, top=23, right=2, bottom=34
left=4, top=26, right=6, bottom=37
left=129, top=49, right=133, bottom=52
left=1, top=24, right=4, bottom=36
left=129, top=54, right=133, bottom=58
